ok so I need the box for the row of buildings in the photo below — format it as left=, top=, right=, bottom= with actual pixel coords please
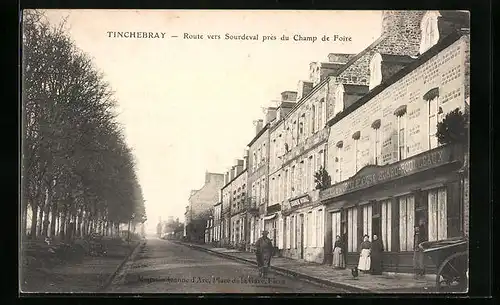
left=185, top=10, right=470, bottom=273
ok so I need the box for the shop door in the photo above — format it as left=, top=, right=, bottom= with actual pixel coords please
left=299, top=214, right=304, bottom=259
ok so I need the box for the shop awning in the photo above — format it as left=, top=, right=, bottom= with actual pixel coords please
left=263, top=213, right=277, bottom=221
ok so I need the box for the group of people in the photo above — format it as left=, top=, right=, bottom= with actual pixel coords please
left=332, top=234, right=384, bottom=275
left=254, top=221, right=428, bottom=278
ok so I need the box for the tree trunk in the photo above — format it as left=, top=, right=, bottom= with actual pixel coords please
left=50, top=202, right=57, bottom=237
left=30, top=204, right=38, bottom=239
left=60, top=211, right=66, bottom=240
left=21, top=200, right=28, bottom=239
left=37, top=205, right=44, bottom=238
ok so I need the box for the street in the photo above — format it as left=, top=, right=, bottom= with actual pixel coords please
left=106, top=237, right=345, bottom=293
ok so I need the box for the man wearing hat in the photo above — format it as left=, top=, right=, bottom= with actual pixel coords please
left=255, top=230, right=274, bottom=277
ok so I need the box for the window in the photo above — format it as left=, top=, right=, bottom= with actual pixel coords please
left=278, top=217, right=284, bottom=249
left=331, top=212, right=341, bottom=247
left=427, top=187, right=447, bottom=241
left=291, top=166, right=296, bottom=196
left=311, top=210, right=317, bottom=247
left=308, top=156, right=314, bottom=190
left=316, top=209, right=324, bottom=247
left=371, top=120, right=381, bottom=165
left=347, top=207, right=358, bottom=252
left=262, top=143, right=266, bottom=162
left=335, top=146, right=343, bottom=183
left=284, top=216, right=289, bottom=249
left=306, top=211, right=313, bottom=247
left=369, top=53, right=383, bottom=90
left=361, top=204, right=373, bottom=238
left=319, top=99, right=325, bottom=128
left=300, top=160, right=305, bottom=193
left=284, top=170, right=289, bottom=199
left=428, top=97, right=439, bottom=149
left=380, top=200, right=392, bottom=251
left=311, top=105, right=316, bottom=133
left=334, top=86, right=344, bottom=117
left=398, top=114, right=407, bottom=160
left=399, top=194, right=415, bottom=251
left=277, top=174, right=282, bottom=203
left=420, top=11, right=441, bottom=54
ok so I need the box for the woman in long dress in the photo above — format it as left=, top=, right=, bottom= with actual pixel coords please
left=332, top=235, right=345, bottom=269
left=370, top=234, right=384, bottom=275
left=358, top=235, right=371, bottom=273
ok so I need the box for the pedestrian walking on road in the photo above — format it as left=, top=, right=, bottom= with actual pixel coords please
left=370, top=234, right=384, bottom=275
left=357, top=235, right=371, bottom=273
left=332, top=235, right=345, bottom=269
left=255, top=230, right=274, bottom=278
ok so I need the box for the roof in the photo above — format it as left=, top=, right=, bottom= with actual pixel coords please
left=380, top=54, right=416, bottom=65
left=327, top=31, right=464, bottom=128
left=221, top=168, right=248, bottom=190
left=279, top=101, right=296, bottom=109
left=247, top=123, right=269, bottom=147
left=343, top=84, right=369, bottom=95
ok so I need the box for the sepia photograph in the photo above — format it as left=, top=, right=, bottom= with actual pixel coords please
left=20, top=9, right=470, bottom=294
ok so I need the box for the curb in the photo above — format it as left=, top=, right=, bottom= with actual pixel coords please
left=173, top=241, right=371, bottom=293
left=99, top=239, right=145, bottom=292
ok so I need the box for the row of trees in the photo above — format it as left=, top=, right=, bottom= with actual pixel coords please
left=21, top=10, right=146, bottom=241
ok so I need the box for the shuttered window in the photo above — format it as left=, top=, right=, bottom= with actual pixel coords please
left=347, top=207, right=358, bottom=252
left=428, top=187, right=447, bottom=241
left=380, top=200, right=392, bottom=252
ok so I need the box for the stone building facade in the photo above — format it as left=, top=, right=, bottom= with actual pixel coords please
left=319, top=10, right=470, bottom=272
left=207, top=10, right=469, bottom=275
left=220, top=159, right=247, bottom=248
left=246, top=119, right=271, bottom=247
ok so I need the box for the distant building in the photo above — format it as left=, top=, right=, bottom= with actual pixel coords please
left=184, top=172, right=224, bottom=243
left=220, top=158, right=247, bottom=248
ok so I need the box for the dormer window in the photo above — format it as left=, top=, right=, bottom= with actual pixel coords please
left=419, top=11, right=441, bottom=54
left=369, top=53, right=382, bottom=90
left=334, top=85, right=344, bottom=117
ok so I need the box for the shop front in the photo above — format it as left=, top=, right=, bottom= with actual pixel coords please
left=321, top=144, right=466, bottom=273
left=279, top=191, right=326, bottom=264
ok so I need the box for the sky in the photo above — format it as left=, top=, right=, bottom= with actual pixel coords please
left=42, top=10, right=382, bottom=233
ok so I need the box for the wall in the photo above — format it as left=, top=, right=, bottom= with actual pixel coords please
left=327, top=37, right=468, bottom=181
left=189, top=173, right=225, bottom=221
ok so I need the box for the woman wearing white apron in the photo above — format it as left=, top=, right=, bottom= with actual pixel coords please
left=358, top=235, right=371, bottom=273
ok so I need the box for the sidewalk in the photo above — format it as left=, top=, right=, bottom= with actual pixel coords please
left=21, top=239, right=143, bottom=293
left=175, top=241, right=437, bottom=293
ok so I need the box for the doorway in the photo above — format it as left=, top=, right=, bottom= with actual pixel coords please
left=299, top=214, right=304, bottom=259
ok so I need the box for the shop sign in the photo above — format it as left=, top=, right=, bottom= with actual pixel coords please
left=321, top=145, right=455, bottom=200
left=289, top=194, right=311, bottom=207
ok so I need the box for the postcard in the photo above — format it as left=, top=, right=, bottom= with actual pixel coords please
left=20, top=9, right=470, bottom=294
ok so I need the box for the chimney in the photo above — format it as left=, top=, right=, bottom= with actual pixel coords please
left=230, top=166, right=236, bottom=180
left=281, top=91, right=298, bottom=102
left=243, top=149, right=249, bottom=170
left=254, top=119, right=264, bottom=135
left=264, top=107, right=278, bottom=125
left=235, top=159, right=244, bottom=175
left=205, top=171, right=211, bottom=184
left=297, top=80, right=314, bottom=100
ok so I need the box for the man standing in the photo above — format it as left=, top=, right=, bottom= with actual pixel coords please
left=255, top=230, right=274, bottom=278
left=413, top=220, right=427, bottom=278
